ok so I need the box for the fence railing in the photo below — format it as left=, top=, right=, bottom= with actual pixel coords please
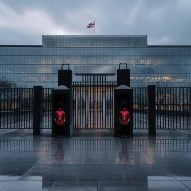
left=156, top=87, right=191, bottom=130
left=42, top=88, right=52, bottom=129
left=133, top=87, right=148, bottom=129
left=0, top=88, right=33, bottom=129
left=72, top=81, right=116, bottom=129
left=0, top=86, right=191, bottom=131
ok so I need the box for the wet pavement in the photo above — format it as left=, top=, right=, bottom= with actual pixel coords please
left=0, top=129, right=191, bottom=190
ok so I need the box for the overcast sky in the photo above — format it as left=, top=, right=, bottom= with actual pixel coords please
left=0, top=0, right=191, bottom=45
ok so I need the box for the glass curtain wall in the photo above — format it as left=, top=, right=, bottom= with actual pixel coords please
left=0, top=36, right=191, bottom=88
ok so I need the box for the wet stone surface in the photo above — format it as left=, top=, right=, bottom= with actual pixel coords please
left=0, top=129, right=191, bottom=190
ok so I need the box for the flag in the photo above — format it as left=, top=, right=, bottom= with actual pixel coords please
left=86, top=21, right=95, bottom=28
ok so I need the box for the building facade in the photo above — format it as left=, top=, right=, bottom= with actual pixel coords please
left=0, top=35, right=191, bottom=88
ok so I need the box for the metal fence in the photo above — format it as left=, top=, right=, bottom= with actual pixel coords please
left=42, top=88, right=52, bottom=129
left=0, top=88, right=53, bottom=129
left=0, top=88, right=33, bottom=129
left=72, top=75, right=116, bottom=129
left=156, top=87, right=191, bottom=130
left=0, top=86, right=191, bottom=131
left=133, top=87, right=148, bottom=129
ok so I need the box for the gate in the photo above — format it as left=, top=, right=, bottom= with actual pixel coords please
left=73, top=74, right=116, bottom=129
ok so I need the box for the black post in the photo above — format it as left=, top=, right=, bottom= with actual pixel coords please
left=58, top=69, right=72, bottom=88
left=33, top=86, right=43, bottom=135
left=117, top=64, right=130, bottom=86
left=148, top=85, right=156, bottom=136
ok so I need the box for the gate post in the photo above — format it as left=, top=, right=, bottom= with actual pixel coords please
left=115, top=64, right=133, bottom=137
left=58, top=64, right=72, bottom=88
left=148, top=85, right=156, bottom=136
left=33, top=86, right=43, bottom=135
left=117, top=63, right=130, bottom=86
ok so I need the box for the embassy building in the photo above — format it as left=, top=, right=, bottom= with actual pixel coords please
left=0, top=35, right=191, bottom=88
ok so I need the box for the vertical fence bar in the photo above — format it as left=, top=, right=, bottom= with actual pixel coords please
left=18, top=89, right=21, bottom=129
left=134, top=88, right=136, bottom=129
left=104, top=75, right=106, bottom=129
left=160, top=87, right=163, bottom=130
left=137, top=87, right=140, bottom=130
left=182, top=88, right=185, bottom=129
left=14, top=88, right=17, bottom=129
left=162, top=88, right=164, bottom=130
left=73, top=82, right=76, bottom=129
left=141, top=87, right=143, bottom=129
left=179, top=88, right=182, bottom=129
left=148, top=85, right=156, bottom=136
left=100, top=75, right=102, bottom=129
left=20, top=89, right=22, bottom=129
left=84, top=77, right=86, bottom=129
left=175, top=88, right=178, bottom=129
left=72, top=83, right=74, bottom=129
left=0, top=89, right=1, bottom=129
left=157, top=87, right=164, bottom=129
left=109, top=82, right=110, bottom=129
left=186, top=88, right=189, bottom=129
left=73, top=82, right=75, bottom=129
left=43, top=88, right=45, bottom=129
left=48, top=88, right=50, bottom=129
left=101, top=75, right=104, bottom=129
left=96, top=75, right=99, bottom=129
left=1, top=89, right=5, bottom=129
left=143, top=87, right=146, bottom=129
left=3, top=89, right=8, bottom=129
left=9, top=88, right=12, bottom=129
left=79, top=81, right=81, bottom=129
left=168, top=88, right=170, bottom=129
left=172, top=87, right=175, bottom=130
left=6, top=89, right=8, bottom=129
left=33, top=86, right=43, bottom=135
left=104, top=80, right=106, bottom=129
left=89, top=75, right=91, bottom=129
left=164, top=87, right=166, bottom=130
left=29, top=88, right=32, bottom=129
left=189, top=88, right=191, bottom=130
left=23, top=89, right=26, bottom=129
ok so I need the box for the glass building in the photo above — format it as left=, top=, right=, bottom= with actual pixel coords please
left=0, top=35, right=191, bottom=88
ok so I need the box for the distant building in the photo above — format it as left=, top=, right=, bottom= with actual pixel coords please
left=0, top=35, right=191, bottom=87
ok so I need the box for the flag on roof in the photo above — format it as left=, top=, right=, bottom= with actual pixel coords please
left=86, top=21, right=95, bottom=28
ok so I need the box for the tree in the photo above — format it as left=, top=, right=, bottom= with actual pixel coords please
left=0, top=79, right=17, bottom=89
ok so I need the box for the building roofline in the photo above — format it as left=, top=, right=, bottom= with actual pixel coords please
left=148, top=45, right=191, bottom=48
left=42, top=34, right=148, bottom=37
left=1, top=45, right=191, bottom=48
left=0, top=45, right=42, bottom=47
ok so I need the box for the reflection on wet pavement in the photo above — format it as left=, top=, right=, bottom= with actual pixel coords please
left=0, top=129, right=191, bottom=190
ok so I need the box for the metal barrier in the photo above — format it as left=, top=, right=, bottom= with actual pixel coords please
left=156, top=87, right=191, bottom=130
left=42, top=88, right=53, bottom=129
left=72, top=74, right=116, bottom=129
left=0, top=88, right=53, bottom=129
left=0, top=86, right=191, bottom=131
left=133, top=87, right=148, bottom=129
left=0, top=88, right=33, bottom=129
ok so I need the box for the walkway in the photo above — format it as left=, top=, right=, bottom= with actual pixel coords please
left=0, top=129, right=191, bottom=190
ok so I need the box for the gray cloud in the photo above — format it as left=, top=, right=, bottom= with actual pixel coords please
left=0, top=0, right=191, bottom=45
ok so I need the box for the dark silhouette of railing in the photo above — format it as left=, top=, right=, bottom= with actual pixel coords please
left=0, top=86, right=191, bottom=130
